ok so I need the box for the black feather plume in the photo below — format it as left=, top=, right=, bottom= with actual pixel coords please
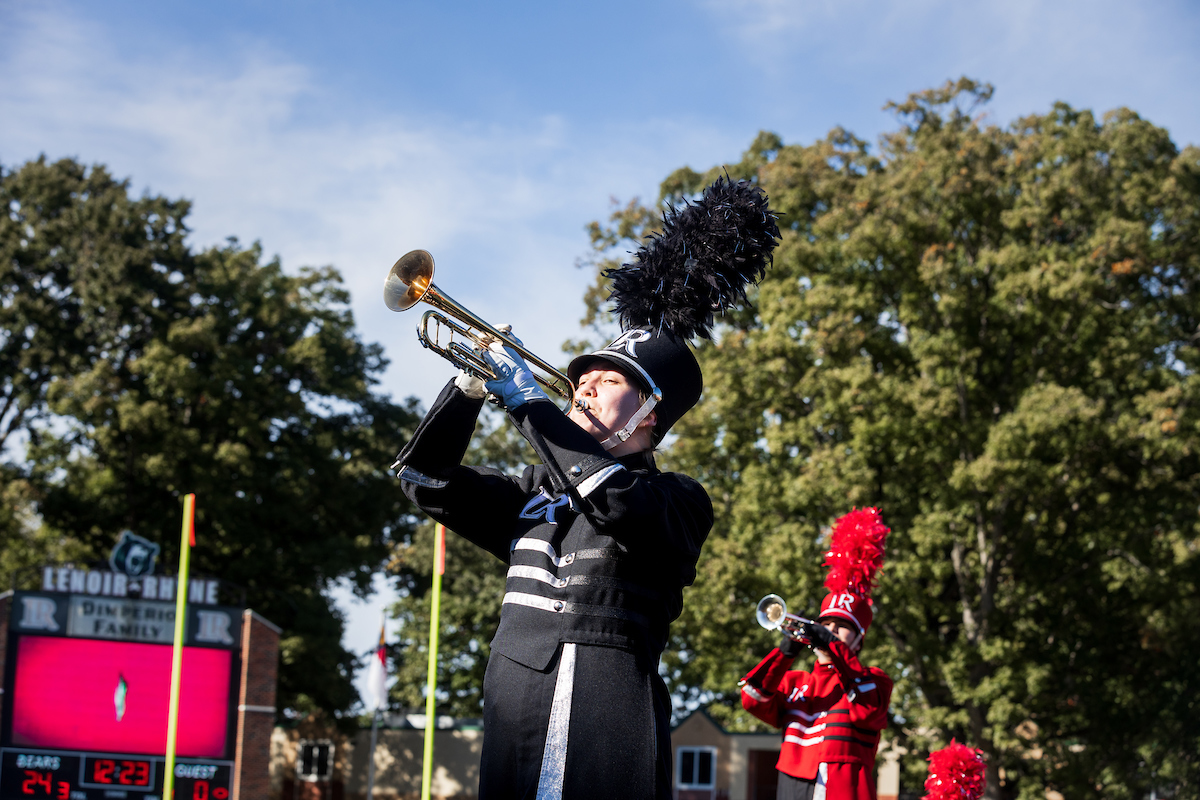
left=605, top=176, right=780, bottom=340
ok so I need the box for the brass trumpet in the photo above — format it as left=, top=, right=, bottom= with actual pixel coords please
left=755, top=594, right=817, bottom=642
left=384, top=249, right=576, bottom=406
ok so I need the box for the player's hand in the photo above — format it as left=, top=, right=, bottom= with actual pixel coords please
left=478, top=323, right=518, bottom=349
left=483, top=342, right=547, bottom=409
left=801, top=622, right=836, bottom=650
left=778, top=634, right=805, bottom=658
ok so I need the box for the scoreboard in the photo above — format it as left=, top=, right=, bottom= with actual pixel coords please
left=2, top=590, right=242, bottom=800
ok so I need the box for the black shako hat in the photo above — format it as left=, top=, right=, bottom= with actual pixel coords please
left=568, top=328, right=701, bottom=442
left=569, top=176, right=779, bottom=443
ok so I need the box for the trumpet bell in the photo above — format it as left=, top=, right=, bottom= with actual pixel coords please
left=384, top=249, right=436, bottom=312
left=756, top=594, right=787, bottom=631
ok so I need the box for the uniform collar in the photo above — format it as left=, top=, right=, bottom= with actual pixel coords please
left=617, top=450, right=657, bottom=474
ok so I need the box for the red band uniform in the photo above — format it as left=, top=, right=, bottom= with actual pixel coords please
left=740, top=626, right=892, bottom=797
left=741, top=510, right=893, bottom=800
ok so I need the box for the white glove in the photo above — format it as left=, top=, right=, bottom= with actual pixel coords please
left=483, top=342, right=547, bottom=409
left=454, top=370, right=487, bottom=400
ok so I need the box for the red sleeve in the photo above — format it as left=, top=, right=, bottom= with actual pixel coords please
left=824, top=643, right=892, bottom=729
left=739, top=647, right=798, bottom=729
left=849, top=667, right=892, bottom=730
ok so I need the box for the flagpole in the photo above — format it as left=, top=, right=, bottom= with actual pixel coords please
left=420, top=523, right=446, bottom=800
left=365, top=610, right=384, bottom=800
left=164, top=493, right=195, bottom=800
left=365, top=709, right=380, bottom=798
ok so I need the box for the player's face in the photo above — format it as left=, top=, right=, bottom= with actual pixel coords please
left=567, top=363, right=650, bottom=448
left=821, top=618, right=862, bottom=651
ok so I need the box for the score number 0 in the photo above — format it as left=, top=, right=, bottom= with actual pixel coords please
left=189, top=780, right=229, bottom=799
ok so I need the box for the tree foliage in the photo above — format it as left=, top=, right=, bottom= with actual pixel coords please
left=584, top=80, right=1200, bottom=799
left=1, top=156, right=421, bottom=716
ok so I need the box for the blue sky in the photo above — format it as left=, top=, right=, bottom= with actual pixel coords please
left=4, top=0, right=1198, bottom=709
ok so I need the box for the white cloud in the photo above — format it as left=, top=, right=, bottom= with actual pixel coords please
left=1, top=4, right=739, bottom=407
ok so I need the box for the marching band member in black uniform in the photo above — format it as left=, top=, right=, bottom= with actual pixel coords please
left=395, top=328, right=706, bottom=799
left=392, top=177, right=777, bottom=800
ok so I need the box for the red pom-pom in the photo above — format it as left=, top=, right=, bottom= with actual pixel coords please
left=923, top=740, right=987, bottom=800
left=823, top=508, right=890, bottom=597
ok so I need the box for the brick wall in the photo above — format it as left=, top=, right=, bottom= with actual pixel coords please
left=233, top=609, right=281, bottom=800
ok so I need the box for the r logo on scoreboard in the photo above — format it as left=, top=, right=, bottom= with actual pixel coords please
left=18, top=596, right=60, bottom=631
left=195, top=610, right=236, bottom=646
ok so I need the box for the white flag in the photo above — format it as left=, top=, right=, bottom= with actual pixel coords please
left=366, top=624, right=388, bottom=711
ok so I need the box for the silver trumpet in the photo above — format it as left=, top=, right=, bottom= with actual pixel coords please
left=755, top=594, right=817, bottom=642
left=384, top=249, right=579, bottom=409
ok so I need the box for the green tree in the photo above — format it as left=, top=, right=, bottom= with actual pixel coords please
left=2, top=157, right=422, bottom=716
left=1, top=157, right=193, bottom=574
left=584, top=80, right=1200, bottom=798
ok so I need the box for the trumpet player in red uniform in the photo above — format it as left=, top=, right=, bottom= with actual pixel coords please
left=740, top=509, right=893, bottom=800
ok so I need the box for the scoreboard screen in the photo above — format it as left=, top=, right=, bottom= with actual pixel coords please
left=9, top=637, right=232, bottom=757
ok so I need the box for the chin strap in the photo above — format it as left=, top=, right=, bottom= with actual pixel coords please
left=599, top=387, right=662, bottom=451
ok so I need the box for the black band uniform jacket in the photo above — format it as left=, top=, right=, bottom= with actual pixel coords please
left=395, top=381, right=713, bottom=800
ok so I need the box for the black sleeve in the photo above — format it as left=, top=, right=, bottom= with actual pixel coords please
left=392, top=380, right=485, bottom=478
left=506, top=399, right=612, bottom=495
left=392, top=380, right=531, bottom=561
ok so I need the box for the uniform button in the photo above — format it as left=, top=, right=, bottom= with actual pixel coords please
left=557, top=579, right=568, bottom=587
left=569, top=465, right=582, bottom=476
left=553, top=601, right=564, bottom=612
left=563, top=554, right=575, bottom=565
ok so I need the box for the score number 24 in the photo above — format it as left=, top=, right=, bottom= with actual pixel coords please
left=20, top=771, right=68, bottom=798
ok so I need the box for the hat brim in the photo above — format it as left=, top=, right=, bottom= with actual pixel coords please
left=567, top=352, right=658, bottom=396
left=816, top=609, right=865, bottom=636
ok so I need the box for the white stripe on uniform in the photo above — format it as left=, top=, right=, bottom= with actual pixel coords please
left=535, top=644, right=577, bottom=800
